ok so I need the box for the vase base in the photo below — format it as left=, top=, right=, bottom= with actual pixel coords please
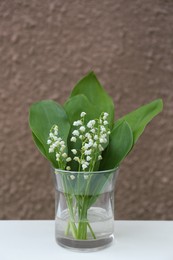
left=56, top=235, right=114, bottom=252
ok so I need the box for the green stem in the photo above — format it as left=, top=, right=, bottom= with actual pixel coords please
left=64, top=193, right=78, bottom=238
left=77, top=195, right=96, bottom=240
left=65, top=221, right=70, bottom=236
left=62, top=175, right=78, bottom=239
left=87, top=222, right=96, bottom=239
left=77, top=203, right=88, bottom=239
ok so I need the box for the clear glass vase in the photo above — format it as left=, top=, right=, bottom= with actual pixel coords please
left=53, top=168, right=118, bottom=251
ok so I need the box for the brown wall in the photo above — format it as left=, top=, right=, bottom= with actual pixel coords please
left=0, top=0, right=173, bottom=220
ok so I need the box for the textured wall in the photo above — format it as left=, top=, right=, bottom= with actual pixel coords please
left=0, top=0, right=173, bottom=220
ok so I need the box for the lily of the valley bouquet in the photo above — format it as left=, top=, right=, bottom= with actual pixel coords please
left=29, top=72, right=163, bottom=244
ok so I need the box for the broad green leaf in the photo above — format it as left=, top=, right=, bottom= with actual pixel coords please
left=64, top=93, right=112, bottom=129
left=64, top=94, right=95, bottom=124
left=99, top=121, right=133, bottom=170
left=69, top=71, right=115, bottom=129
left=115, top=99, right=163, bottom=145
left=32, top=132, right=47, bottom=158
left=29, top=100, right=70, bottom=167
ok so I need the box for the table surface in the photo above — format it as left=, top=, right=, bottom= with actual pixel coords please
left=0, top=221, right=173, bottom=260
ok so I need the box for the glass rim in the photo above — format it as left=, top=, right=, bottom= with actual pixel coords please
left=53, top=166, right=119, bottom=175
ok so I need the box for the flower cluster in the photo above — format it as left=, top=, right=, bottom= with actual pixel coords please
left=70, top=112, right=110, bottom=171
left=47, top=112, right=111, bottom=174
left=47, top=125, right=71, bottom=170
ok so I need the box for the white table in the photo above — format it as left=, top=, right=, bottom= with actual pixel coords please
left=0, top=221, right=172, bottom=260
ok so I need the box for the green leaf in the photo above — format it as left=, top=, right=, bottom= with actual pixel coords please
left=32, top=132, right=47, bottom=158
left=29, top=100, right=70, bottom=167
left=64, top=94, right=95, bottom=124
left=99, top=121, right=133, bottom=170
left=69, top=71, right=115, bottom=129
left=64, top=93, right=112, bottom=128
left=115, top=99, right=163, bottom=145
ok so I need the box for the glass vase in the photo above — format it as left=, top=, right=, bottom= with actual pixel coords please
left=53, top=168, right=118, bottom=251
